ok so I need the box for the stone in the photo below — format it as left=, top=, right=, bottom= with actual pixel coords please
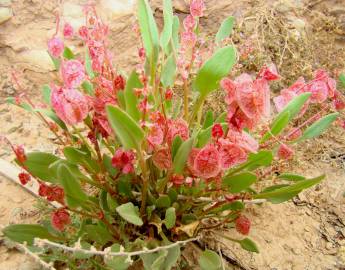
left=0, top=7, right=12, bottom=24
left=99, top=0, right=135, bottom=19
left=63, top=3, right=84, bottom=29
left=0, top=0, right=12, bottom=6
left=18, top=50, right=55, bottom=72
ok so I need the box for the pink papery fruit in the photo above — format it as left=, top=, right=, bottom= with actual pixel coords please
left=147, top=124, right=164, bottom=147
left=112, top=149, right=135, bottom=174
left=193, top=144, right=221, bottom=179
left=61, top=60, right=85, bottom=89
left=277, top=144, right=294, bottom=160
left=51, top=86, right=89, bottom=125
left=166, top=119, right=189, bottom=145
left=190, top=0, right=205, bottom=17
left=152, top=148, right=172, bottom=170
left=218, top=138, right=247, bottom=169
left=51, top=209, right=71, bottom=231
left=48, top=37, right=64, bottom=58
left=307, top=80, right=328, bottom=104
left=227, top=130, right=259, bottom=153
left=63, top=23, right=74, bottom=39
left=257, top=64, right=280, bottom=81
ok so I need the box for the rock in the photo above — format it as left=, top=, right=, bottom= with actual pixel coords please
left=173, top=0, right=189, bottom=13
left=18, top=50, right=55, bottom=72
left=0, top=7, right=12, bottom=24
left=0, top=0, right=12, bottom=6
left=99, top=0, right=135, bottom=19
left=63, top=3, right=84, bottom=29
left=18, top=260, right=41, bottom=270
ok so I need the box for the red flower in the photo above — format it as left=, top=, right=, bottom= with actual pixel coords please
left=235, top=215, right=251, bottom=235
left=46, top=186, right=65, bottom=204
left=152, top=148, right=172, bottom=170
left=211, top=123, right=224, bottom=139
left=51, top=209, right=71, bottom=231
left=14, top=145, right=26, bottom=163
left=112, top=149, right=135, bottom=174
left=183, top=15, right=196, bottom=31
left=18, top=172, right=31, bottom=185
left=38, top=183, right=49, bottom=197
left=277, top=144, right=294, bottom=160
left=165, top=89, right=173, bottom=100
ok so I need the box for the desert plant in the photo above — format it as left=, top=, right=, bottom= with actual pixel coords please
left=2, top=0, right=345, bottom=269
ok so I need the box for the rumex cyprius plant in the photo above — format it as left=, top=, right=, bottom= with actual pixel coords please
left=2, top=0, right=345, bottom=269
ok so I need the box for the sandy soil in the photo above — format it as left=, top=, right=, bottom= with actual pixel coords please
left=0, top=0, right=345, bottom=269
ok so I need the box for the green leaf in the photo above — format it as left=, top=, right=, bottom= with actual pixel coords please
left=161, top=54, right=176, bottom=88
left=85, top=222, right=113, bottom=245
left=171, top=136, right=183, bottom=159
left=161, top=245, right=180, bottom=270
left=222, top=172, right=257, bottom=193
left=278, top=173, right=306, bottom=182
left=35, top=108, right=67, bottom=130
left=215, top=16, right=235, bottom=43
left=202, top=110, right=214, bottom=129
left=20, top=152, right=60, bottom=183
left=42, top=85, right=51, bottom=105
left=173, top=138, right=194, bottom=173
left=82, top=81, right=94, bottom=96
left=215, top=112, right=227, bottom=123
left=254, top=175, right=324, bottom=203
left=3, top=224, right=61, bottom=245
left=194, top=46, right=236, bottom=97
left=339, top=73, right=345, bottom=88
left=104, top=244, right=131, bottom=270
left=57, top=164, right=88, bottom=208
left=124, top=71, right=143, bottom=121
left=261, top=110, right=290, bottom=143
left=164, top=207, right=176, bottom=229
left=103, top=154, right=118, bottom=177
left=160, top=0, right=173, bottom=53
left=239, top=238, right=259, bottom=253
left=141, top=250, right=167, bottom=270
left=297, top=113, right=339, bottom=141
left=171, top=16, right=180, bottom=52
left=106, top=105, right=144, bottom=150
left=245, top=150, right=273, bottom=170
left=198, top=250, right=222, bottom=270
left=137, top=0, right=159, bottom=69
left=85, top=48, right=95, bottom=79
left=222, top=201, right=245, bottom=211
left=156, top=195, right=171, bottom=208
left=63, top=47, right=75, bottom=59
left=63, top=146, right=100, bottom=172
left=116, top=202, right=143, bottom=226
left=49, top=54, right=60, bottom=70
left=280, top=92, right=311, bottom=120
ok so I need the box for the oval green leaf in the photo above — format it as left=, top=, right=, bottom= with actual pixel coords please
left=116, top=202, right=143, bottom=226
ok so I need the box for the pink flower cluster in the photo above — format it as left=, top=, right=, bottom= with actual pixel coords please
left=187, top=128, right=258, bottom=180
left=221, top=64, right=279, bottom=130
left=51, top=208, right=71, bottom=231
left=274, top=69, right=337, bottom=114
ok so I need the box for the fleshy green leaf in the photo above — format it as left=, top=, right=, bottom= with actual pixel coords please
left=161, top=245, right=180, bottom=270
left=85, top=48, right=95, bottom=79
left=278, top=173, right=306, bottom=182
left=194, top=46, right=236, bottom=97
left=116, top=202, right=143, bottom=226
left=160, top=0, right=173, bottom=53
left=280, top=92, right=311, bottom=120
left=124, top=71, right=143, bottom=121
left=198, top=250, right=222, bottom=270
left=245, top=150, right=273, bottom=170
left=156, top=195, right=171, bottom=208
left=202, top=110, right=214, bottom=129
left=3, top=224, right=62, bottom=245
left=137, top=0, right=159, bottom=70
left=82, top=81, right=94, bottom=96
left=57, top=164, right=88, bottom=208
left=63, top=47, right=75, bottom=59
left=161, top=54, right=176, bottom=88
left=20, top=152, right=60, bottom=183
left=215, top=16, right=235, bottom=43
left=104, top=244, right=131, bottom=270
left=222, top=172, right=257, bottom=193
left=339, top=73, right=345, bottom=88
left=254, top=175, right=324, bottom=203
left=261, top=110, right=290, bottom=143
left=171, top=136, right=183, bottom=159
left=173, top=138, right=194, bottom=173
left=106, top=105, right=144, bottom=150
left=171, top=16, right=180, bottom=51
left=42, top=85, right=51, bottom=105
left=297, top=112, right=339, bottom=141
left=85, top=222, right=113, bottom=245
left=164, top=207, right=176, bottom=229
left=239, top=238, right=259, bottom=253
